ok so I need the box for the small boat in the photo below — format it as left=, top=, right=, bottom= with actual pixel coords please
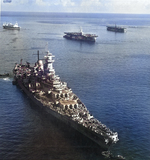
left=3, top=22, right=21, bottom=30
left=0, top=73, right=9, bottom=78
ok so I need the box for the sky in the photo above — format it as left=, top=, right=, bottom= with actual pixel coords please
left=1, top=0, right=150, bottom=14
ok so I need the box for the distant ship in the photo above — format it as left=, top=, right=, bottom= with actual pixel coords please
left=3, top=22, right=21, bottom=30
left=12, top=50, right=119, bottom=150
left=0, top=73, right=9, bottom=78
left=106, top=25, right=126, bottom=33
left=63, top=28, right=98, bottom=42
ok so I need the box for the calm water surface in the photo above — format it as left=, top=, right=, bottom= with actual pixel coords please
left=0, top=12, right=150, bottom=160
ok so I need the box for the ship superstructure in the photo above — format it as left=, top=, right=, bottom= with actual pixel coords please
left=63, top=28, right=98, bottom=42
left=13, top=51, right=118, bottom=150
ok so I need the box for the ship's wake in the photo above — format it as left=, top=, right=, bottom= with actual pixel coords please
left=2, top=77, right=10, bottom=81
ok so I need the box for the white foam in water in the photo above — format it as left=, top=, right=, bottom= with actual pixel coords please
left=3, top=77, right=10, bottom=81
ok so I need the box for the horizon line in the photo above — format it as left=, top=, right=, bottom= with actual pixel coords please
left=1, top=11, right=150, bottom=15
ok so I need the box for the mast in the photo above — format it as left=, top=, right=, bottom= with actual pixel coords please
left=37, top=50, right=39, bottom=62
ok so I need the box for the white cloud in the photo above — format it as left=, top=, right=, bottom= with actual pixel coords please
left=1, top=0, right=150, bottom=13
left=108, top=0, right=150, bottom=13
left=35, top=0, right=48, bottom=6
left=34, top=0, right=75, bottom=7
left=81, top=0, right=101, bottom=7
left=79, top=0, right=102, bottom=13
left=14, top=0, right=29, bottom=4
left=60, top=0, right=75, bottom=7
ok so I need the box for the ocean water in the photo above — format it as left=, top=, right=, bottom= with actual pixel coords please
left=0, top=12, right=150, bottom=160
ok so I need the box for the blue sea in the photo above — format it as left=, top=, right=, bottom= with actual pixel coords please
left=0, top=12, right=150, bottom=160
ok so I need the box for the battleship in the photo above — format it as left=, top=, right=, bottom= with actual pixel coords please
left=106, top=25, right=126, bottom=33
left=12, top=50, right=119, bottom=150
left=63, top=28, right=98, bottom=42
left=3, top=22, right=20, bottom=30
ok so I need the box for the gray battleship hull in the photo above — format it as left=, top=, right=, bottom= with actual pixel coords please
left=15, top=80, right=110, bottom=150
left=12, top=51, right=118, bottom=151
